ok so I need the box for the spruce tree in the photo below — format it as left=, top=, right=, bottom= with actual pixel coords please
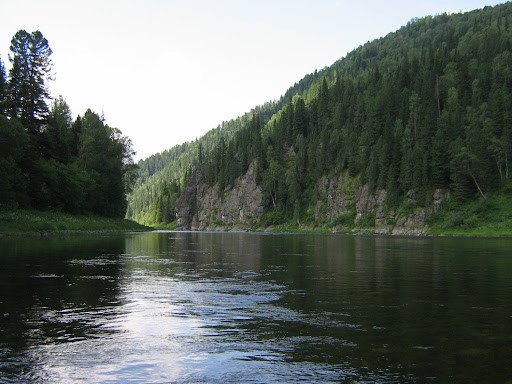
left=0, top=57, right=6, bottom=116
left=46, top=96, right=72, bottom=161
left=7, top=30, right=53, bottom=133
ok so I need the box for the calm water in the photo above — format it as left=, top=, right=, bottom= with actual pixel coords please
left=0, top=232, right=511, bottom=383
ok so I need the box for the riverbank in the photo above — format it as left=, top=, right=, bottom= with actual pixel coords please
left=0, top=210, right=150, bottom=235
left=164, top=191, right=512, bottom=238
left=426, top=193, right=512, bottom=238
left=265, top=194, right=512, bottom=237
left=191, top=224, right=512, bottom=238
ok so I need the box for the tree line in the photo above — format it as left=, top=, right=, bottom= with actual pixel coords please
left=201, top=3, right=512, bottom=225
left=0, top=30, right=135, bottom=217
left=126, top=2, right=512, bottom=226
left=125, top=55, right=334, bottom=226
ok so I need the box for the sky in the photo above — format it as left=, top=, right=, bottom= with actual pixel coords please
left=0, top=0, right=506, bottom=160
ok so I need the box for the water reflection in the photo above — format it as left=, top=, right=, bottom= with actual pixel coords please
left=0, top=236, right=126, bottom=382
left=0, top=232, right=511, bottom=382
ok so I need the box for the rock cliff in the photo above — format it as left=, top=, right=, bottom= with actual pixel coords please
left=313, top=172, right=449, bottom=235
left=175, top=162, right=264, bottom=230
left=175, top=166, right=449, bottom=235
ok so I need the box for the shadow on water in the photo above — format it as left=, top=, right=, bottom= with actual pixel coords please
left=0, top=235, right=126, bottom=382
left=1, top=232, right=512, bottom=382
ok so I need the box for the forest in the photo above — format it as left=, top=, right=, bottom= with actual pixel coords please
left=0, top=30, right=135, bottom=218
left=127, top=2, right=512, bottom=228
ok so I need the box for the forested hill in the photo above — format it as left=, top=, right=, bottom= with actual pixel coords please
left=127, top=68, right=323, bottom=224
left=128, top=3, right=512, bottom=234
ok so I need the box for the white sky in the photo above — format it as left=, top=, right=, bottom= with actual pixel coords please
left=0, top=0, right=505, bottom=160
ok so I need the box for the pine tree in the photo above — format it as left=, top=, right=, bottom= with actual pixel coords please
left=430, top=124, right=449, bottom=187
left=197, top=142, right=204, bottom=164
left=0, top=57, right=6, bottom=116
left=69, top=115, right=83, bottom=158
left=78, top=110, right=133, bottom=216
left=45, top=96, right=72, bottom=161
left=293, top=97, right=308, bottom=137
left=0, top=116, right=29, bottom=207
left=7, top=30, right=53, bottom=133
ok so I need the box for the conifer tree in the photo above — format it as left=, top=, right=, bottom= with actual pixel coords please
left=46, top=96, right=72, bottom=161
left=0, top=57, right=6, bottom=116
left=7, top=30, right=53, bottom=133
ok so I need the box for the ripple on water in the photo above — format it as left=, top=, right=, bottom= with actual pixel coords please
left=8, top=232, right=505, bottom=383
left=67, top=258, right=119, bottom=267
left=30, top=274, right=62, bottom=278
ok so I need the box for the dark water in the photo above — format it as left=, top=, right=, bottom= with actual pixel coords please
left=0, top=232, right=511, bottom=383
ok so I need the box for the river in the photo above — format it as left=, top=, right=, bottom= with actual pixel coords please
left=0, top=231, right=511, bottom=382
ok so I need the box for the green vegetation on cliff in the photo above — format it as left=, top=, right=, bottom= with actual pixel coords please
left=428, top=183, right=512, bottom=237
left=126, top=72, right=322, bottom=225
left=128, top=3, right=512, bottom=236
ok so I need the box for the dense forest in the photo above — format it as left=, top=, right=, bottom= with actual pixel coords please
left=127, top=70, right=323, bottom=224
left=127, top=2, right=512, bottom=228
left=0, top=30, right=135, bottom=217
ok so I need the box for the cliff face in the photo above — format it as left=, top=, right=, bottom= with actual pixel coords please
left=313, top=173, right=449, bottom=235
left=175, top=162, right=264, bottom=230
left=175, top=166, right=449, bottom=235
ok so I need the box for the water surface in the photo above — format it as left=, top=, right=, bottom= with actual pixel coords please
left=1, top=232, right=511, bottom=382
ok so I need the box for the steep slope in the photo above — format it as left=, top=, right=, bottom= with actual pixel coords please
left=132, top=3, right=512, bottom=235
left=127, top=70, right=324, bottom=225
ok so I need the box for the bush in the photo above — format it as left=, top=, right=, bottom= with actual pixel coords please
left=447, top=212, right=464, bottom=227
left=332, top=210, right=356, bottom=226
left=358, top=212, right=376, bottom=228
left=261, top=209, right=287, bottom=226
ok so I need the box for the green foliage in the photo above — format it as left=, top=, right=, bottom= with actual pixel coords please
left=357, top=212, right=376, bottom=228
left=0, top=56, right=6, bottom=115
left=0, top=116, right=29, bottom=208
left=0, top=30, right=135, bottom=219
left=331, top=210, right=356, bottom=227
left=261, top=209, right=288, bottom=227
left=130, top=3, right=512, bottom=233
left=0, top=210, right=147, bottom=233
left=45, top=96, right=73, bottom=161
left=429, top=192, right=512, bottom=237
left=7, top=30, right=52, bottom=133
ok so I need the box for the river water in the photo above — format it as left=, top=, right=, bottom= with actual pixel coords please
left=0, top=231, right=511, bottom=383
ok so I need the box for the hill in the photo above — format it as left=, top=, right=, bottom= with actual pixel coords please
left=126, top=71, right=323, bottom=224
left=128, top=3, right=512, bottom=236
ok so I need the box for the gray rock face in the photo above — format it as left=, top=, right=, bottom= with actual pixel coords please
left=175, top=169, right=203, bottom=229
left=314, top=175, right=351, bottom=221
left=391, top=211, right=427, bottom=235
left=433, top=188, right=449, bottom=210
left=355, top=185, right=387, bottom=222
left=175, top=162, right=263, bottom=230
left=315, top=174, right=448, bottom=235
left=176, top=165, right=449, bottom=235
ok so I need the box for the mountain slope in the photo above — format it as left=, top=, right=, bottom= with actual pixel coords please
left=127, top=69, right=324, bottom=224
left=130, top=3, right=512, bottom=235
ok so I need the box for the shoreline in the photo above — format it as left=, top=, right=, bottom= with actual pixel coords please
left=0, top=228, right=150, bottom=238
left=0, top=209, right=150, bottom=236
left=164, top=225, right=512, bottom=240
left=2, top=209, right=509, bottom=240
left=3, top=226, right=510, bottom=240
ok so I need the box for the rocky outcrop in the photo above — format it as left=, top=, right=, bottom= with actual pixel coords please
left=314, top=173, right=450, bottom=235
left=433, top=188, right=450, bottom=210
left=175, top=169, right=203, bottom=229
left=314, top=175, right=352, bottom=221
left=175, top=162, right=263, bottom=230
left=176, top=165, right=450, bottom=235
left=391, top=210, right=428, bottom=235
